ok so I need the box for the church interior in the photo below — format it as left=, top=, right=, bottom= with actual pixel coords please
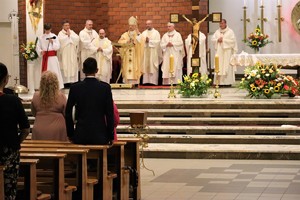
left=1, top=0, right=300, bottom=199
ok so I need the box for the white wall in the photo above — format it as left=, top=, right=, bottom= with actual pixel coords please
left=0, top=0, right=18, bottom=86
left=0, top=0, right=18, bottom=22
left=208, top=0, right=300, bottom=73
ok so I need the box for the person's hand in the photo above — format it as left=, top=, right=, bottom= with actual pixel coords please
left=167, top=42, right=173, bottom=47
left=146, top=37, right=149, bottom=43
left=66, top=29, right=71, bottom=37
left=97, top=47, right=103, bottom=52
left=218, top=37, right=223, bottom=43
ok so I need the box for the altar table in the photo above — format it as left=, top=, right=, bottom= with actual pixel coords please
left=230, top=53, right=300, bottom=77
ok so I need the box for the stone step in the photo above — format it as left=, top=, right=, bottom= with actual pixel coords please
left=118, top=109, right=300, bottom=117
left=118, top=117, right=300, bottom=125
left=119, top=134, right=300, bottom=144
left=114, top=99, right=300, bottom=109
left=142, top=143, right=300, bottom=159
left=22, top=99, right=300, bottom=110
left=117, top=125, right=300, bottom=135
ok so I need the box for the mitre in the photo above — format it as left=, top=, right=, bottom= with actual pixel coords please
left=128, top=16, right=137, bottom=25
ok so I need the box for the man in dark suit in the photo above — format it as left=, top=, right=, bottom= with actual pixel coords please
left=65, top=57, right=114, bottom=145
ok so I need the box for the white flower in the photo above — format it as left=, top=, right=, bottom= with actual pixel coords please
left=256, top=74, right=261, bottom=78
left=265, top=74, right=270, bottom=77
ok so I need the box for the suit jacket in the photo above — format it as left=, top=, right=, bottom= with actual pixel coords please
left=65, top=77, right=114, bottom=144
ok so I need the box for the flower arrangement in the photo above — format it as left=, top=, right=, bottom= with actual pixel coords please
left=245, top=25, right=272, bottom=52
left=239, top=62, right=299, bottom=99
left=178, top=73, right=212, bottom=97
left=20, top=40, right=38, bottom=61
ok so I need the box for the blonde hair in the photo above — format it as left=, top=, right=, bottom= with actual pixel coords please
left=39, top=71, right=59, bottom=108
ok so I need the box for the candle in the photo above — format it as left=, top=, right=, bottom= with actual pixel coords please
left=243, top=0, right=247, bottom=7
left=260, top=0, right=263, bottom=6
left=170, top=54, right=174, bottom=73
left=215, top=54, right=219, bottom=73
left=277, top=0, right=281, bottom=6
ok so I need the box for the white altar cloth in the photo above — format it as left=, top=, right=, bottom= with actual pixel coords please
left=230, top=53, right=300, bottom=67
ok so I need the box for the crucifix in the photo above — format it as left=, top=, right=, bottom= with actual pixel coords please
left=14, top=76, right=19, bottom=85
left=170, top=0, right=222, bottom=74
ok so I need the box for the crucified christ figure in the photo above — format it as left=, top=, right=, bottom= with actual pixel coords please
left=182, top=14, right=210, bottom=55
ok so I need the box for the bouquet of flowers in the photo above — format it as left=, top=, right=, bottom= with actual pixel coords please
left=245, top=25, right=272, bottom=52
left=239, top=62, right=299, bottom=98
left=178, top=73, right=212, bottom=98
left=20, top=40, right=38, bottom=61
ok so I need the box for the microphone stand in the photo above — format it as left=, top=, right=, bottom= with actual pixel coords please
left=42, top=37, right=51, bottom=71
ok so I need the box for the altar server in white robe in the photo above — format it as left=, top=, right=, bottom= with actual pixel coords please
left=211, top=19, right=238, bottom=86
left=79, top=20, right=98, bottom=79
left=141, top=20, right=162, bottom=85
left=36, top=23, right=64, bottom=89
left=185, top=31, right=207, bottom=75
left=160, top=22, right=185, bottom=85
left=58, top=20, right=79, bottom=84
left=92, top=29, right=113, bottom=84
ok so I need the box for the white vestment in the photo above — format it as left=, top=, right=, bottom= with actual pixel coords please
left=141, top=28, right=162, bottom=85
left=58, top=29, right=79, bottom=83
left=79, top=28, right=98, bottom=79
left=92, top=37, right=113, bottom=84
left=36, top=33, right=64, bottom=89
left=185, top=32, right=207, bottom=75
left=211, top=26, right=238, bottom=85
left=160, top=30, right=185, bottom=85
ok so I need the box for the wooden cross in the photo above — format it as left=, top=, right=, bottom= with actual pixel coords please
left=170, top=0, right=222, bottom=74
left=14, top=76, right=19, bottom=85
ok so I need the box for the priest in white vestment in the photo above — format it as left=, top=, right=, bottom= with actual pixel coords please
left=185, top=31, right=207, bottom=75
left=58, top=20, right=79, bottom=84
left=79, top=20, right=99, bottom=80
left=141, top=20, right=162, bottom=85
left=160, top=23, right=185, bottom=85
left=36, top=23, right=64, bottom=89
left=211, top=19, right=238, bottom=86
left=118, top=16, right=145, bottom=84
left=92, top=29, right=113, bottom=84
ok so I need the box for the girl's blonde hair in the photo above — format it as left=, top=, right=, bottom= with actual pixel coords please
left=39, top=71, right=59, bottom=108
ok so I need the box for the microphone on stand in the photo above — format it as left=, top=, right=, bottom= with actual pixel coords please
left=46, top=36, right=56, bottom=40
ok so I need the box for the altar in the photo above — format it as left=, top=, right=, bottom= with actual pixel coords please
left=230, top=53, right=300, bottom=77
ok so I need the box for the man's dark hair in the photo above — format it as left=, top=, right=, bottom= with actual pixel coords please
left=222, top=19, right=227, bottom=24
left=83, top=57, right=98, bottom=74
left=44, top=23, right=52, bottom=30
left=0, top=62, right=8, bottom=84
left=62, top=19, right=69, bottom=25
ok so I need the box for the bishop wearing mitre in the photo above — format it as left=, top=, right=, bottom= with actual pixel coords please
left=118, top=16, right=145, bottom=84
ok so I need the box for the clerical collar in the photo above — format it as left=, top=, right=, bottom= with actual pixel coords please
left=86, top=76, right=95, bottom=78
left=84, top=27, right=93, bottom=33
left=168, top=30, right=176, bottom=35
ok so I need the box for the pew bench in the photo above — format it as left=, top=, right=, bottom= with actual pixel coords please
left=22, top=141, right=116, bottom=200
left=0, top=165, right=5, bottom=200
left=20, top=148, right=97, bottom=200
left=19, top=159, right=51, bottom=200
left=20, top=153, right=76, bottom=200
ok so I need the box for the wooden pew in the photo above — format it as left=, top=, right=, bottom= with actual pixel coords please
left=0, top=165, right=5, bottom=200
left=20, top=153, right=76, bottom=200
left=107, top=141, right=129, bottom=200
left=22, top=141, right=115, bottom=200
left=20, top=148, right=96, bottom=200
left=118, top=137, right=141, bottom=200
left=19, top=159, right=51, bottom=200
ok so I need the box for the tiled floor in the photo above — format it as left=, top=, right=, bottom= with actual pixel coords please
left=140, top=159, right=300, bottom=200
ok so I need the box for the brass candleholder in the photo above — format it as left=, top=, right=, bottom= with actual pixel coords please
left=258, top=5, right=268, bottom=34
left=276, top=5, right=284, bottom=42
left=128, top=124, right=155, bottom=176
left=168, top=72, right=176, bottom=98
left=241, top=6, right=251, bottom=41
left=214, top=70, right=221, bottom=98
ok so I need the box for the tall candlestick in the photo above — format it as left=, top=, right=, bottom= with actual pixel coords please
left=244, top=0, right=247, bottom=7
left=170, top=54, right=174, bottom=73
left=277, top=0, right=281, bottom=6
left=215, top=54, right=219, bottom=73
left=260, top=0, right=263, bottom=6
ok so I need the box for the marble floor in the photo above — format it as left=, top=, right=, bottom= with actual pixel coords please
left=140, top=158, right=300, bottom=200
